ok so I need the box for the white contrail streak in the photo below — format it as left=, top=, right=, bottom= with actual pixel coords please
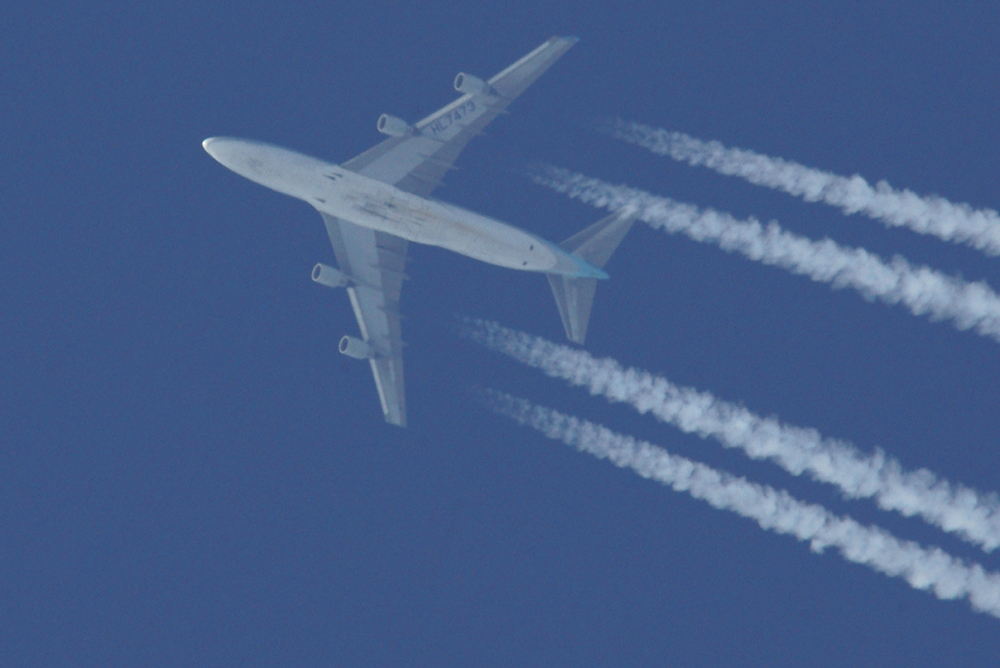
left=530, top=165, right=1000, bottom=344
left=600, top=119, right=1000, bottom=256
left=483, top=390, right=1000, bottom=619
left=465, top=320, right=1000, bottom=553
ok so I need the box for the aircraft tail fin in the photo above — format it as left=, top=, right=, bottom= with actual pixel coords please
left=547, top=207, right=638, bottom=344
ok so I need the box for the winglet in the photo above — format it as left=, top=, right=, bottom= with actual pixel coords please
left=547, top=207, right=638, bottom=344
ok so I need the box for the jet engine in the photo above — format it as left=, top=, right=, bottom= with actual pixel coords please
left=453, top=72, right=490, bottom=95
left=339, top=335, right=379, bottom=360
left=312, top=263, right=350, bottom=289
left=377, top=114, right=411, bottom=137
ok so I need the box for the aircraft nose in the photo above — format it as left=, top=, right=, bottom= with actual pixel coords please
left=201, top=137, right=251, bottom=174
left=200, top=136, right=305, bottom=197
left=202, top=137, right=226, bottom=161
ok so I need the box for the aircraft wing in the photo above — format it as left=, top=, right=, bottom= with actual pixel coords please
left=322, top=214, right=409, bottom=426
left=321, top=36, right=579, bottom=426
left=342, top=35, right=580, bottom=196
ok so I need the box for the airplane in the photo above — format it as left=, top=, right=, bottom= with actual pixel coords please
left=203, top=36, right=635, bottom=427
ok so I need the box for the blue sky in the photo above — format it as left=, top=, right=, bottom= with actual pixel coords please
left=4, top=2, right=1000, bottom=666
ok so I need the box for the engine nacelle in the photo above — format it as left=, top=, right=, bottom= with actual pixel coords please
left=454, top=72, right=491, bottom=95
left=377, top=114, right=411, bottom=137
left=312, top=263, right=350, bottom=289
left=339, top=335, right=379, bottom=360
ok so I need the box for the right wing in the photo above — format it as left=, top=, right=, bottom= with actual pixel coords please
left=322, top=214, right=409, bottom=426
left=320, top=36, right=580, bottom=426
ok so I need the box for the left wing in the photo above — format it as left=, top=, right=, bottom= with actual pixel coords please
left=321, top=36, right=579, bottom=426
left=343, top=35, right=580, bottom=196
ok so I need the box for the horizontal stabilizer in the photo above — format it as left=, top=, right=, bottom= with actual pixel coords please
left=548, top=208, right=637, bottom=344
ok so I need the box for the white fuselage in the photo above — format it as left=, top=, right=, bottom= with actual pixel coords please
left=202, top=137, right=604, bottom=278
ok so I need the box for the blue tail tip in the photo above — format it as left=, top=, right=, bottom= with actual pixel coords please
left=573, top=255, right=609, bottom=280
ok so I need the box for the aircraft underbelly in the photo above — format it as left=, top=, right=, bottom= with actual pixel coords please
left=203, top=137, right=587, bottom=276
left=318, top=177, right=563, bottom=273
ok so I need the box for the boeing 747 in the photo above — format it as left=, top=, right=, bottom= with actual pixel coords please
left=203, top=36, right=634, bottom=426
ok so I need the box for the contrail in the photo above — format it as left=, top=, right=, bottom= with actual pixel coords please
left=530, top=165, right=1000, bottom=344
left=483, top=390, right=1000, bottom=619
left=464, top=320, right=1000, bottom=553
left=599, top=119, right=1000, bottom=256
